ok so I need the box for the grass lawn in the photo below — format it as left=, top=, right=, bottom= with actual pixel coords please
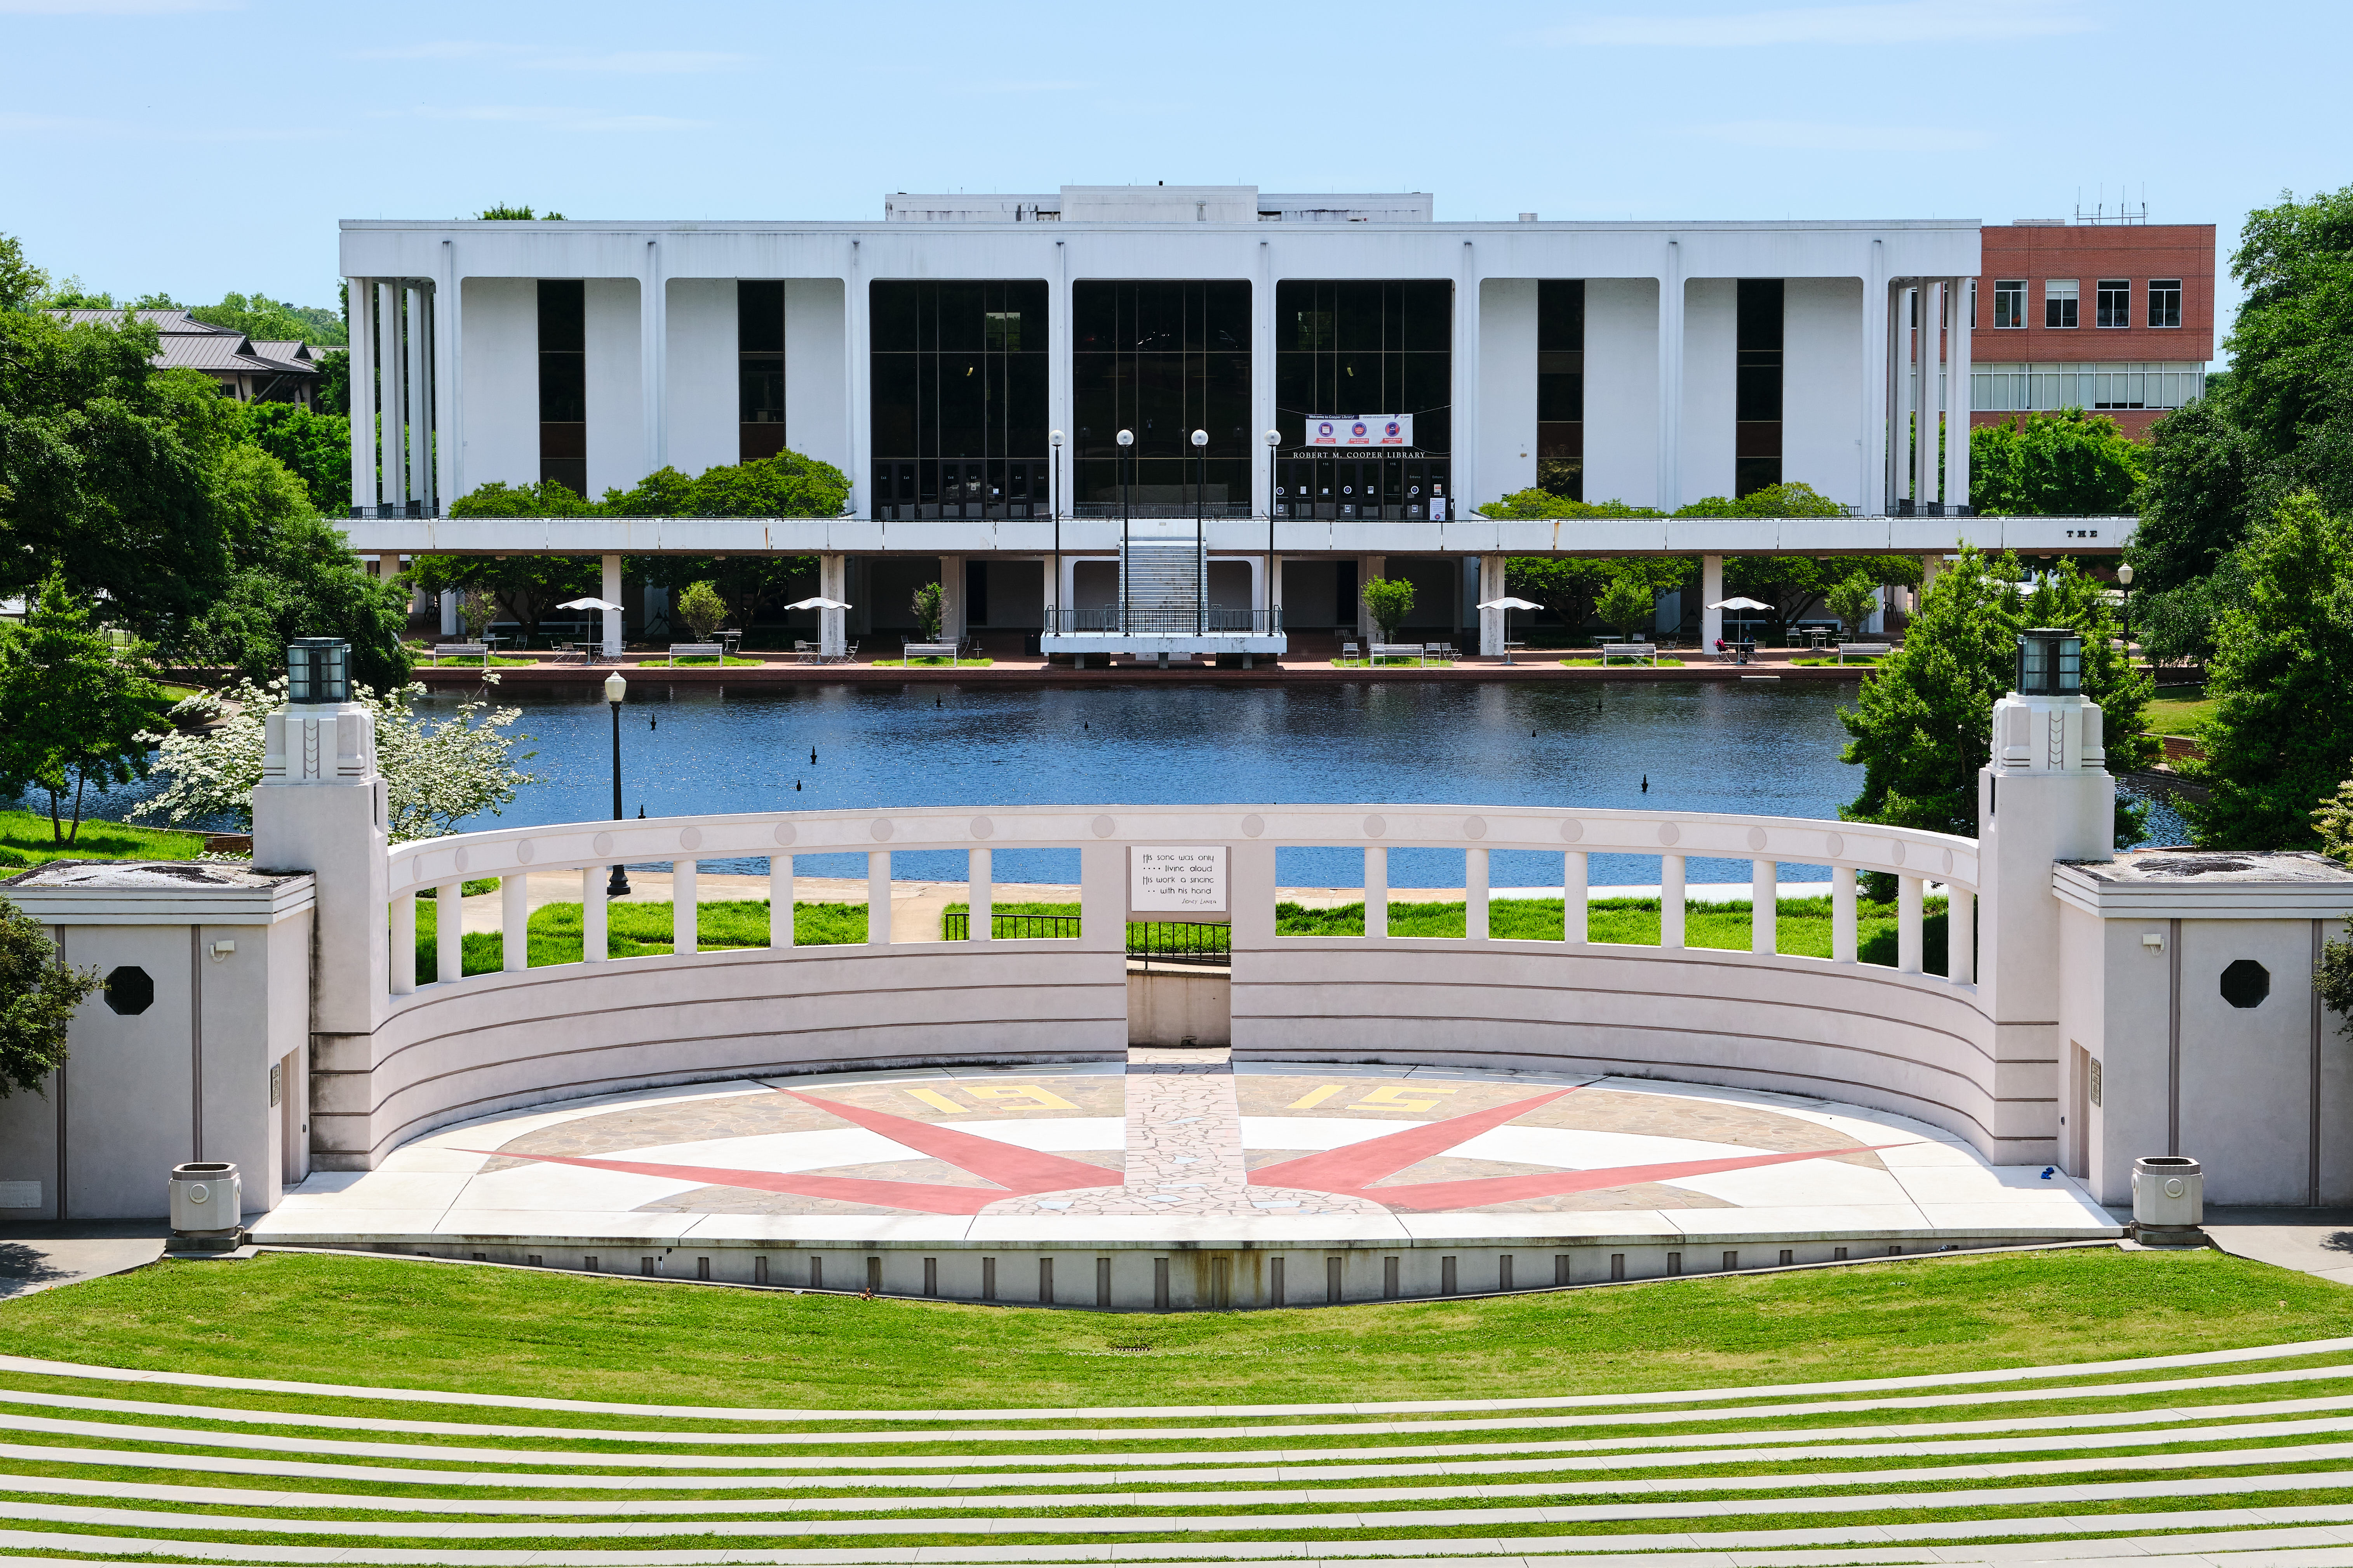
left=410, top=897, right=867, bottom=980
left=1559, top=656, right=1689, bottom=668
left=658, top=654, right=768, bottom=667
left=868, top=655, right=998, bottom=668
left=0, top=1246, right=2341, bottom=1410
left=2146, top=684, right=2216, bottom=736
left=1791, top=655, right=1881, bottom=667
left=0, top=807, right=205, bottom=868
left=1329, top=659, right=1457, bottom=669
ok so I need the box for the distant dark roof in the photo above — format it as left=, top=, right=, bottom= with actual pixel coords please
left=43, top=308, right=323, bottom=385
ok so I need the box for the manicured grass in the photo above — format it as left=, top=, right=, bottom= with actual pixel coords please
left=410, top=897, right=866, bottom=980
left=2146, top=685, right=2216, bottom=735
left=1329, top=659, right=1457, bottom=669
left=1559, top=656, right=1688, bottom=667
left=0, top=807, right=205, bottom=867
left=1791, top=655, right=1881, bottom=667
left=659, top=654, right=767, bottom=667
left=870, top=656, right=997, bottom=668
left=1274, top=894, right=1941, bottom=963
left=0, top=1246, right=2342, bottom=1410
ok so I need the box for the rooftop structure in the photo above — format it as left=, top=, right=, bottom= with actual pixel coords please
left=45, top=308, right=332, bottom=406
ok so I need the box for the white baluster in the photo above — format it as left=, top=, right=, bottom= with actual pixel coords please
left=1898, top=874, right=1923, bottom=973
left=501, top=874, right=527, bottom=972
left=436, top=880, right=462, bottom=984
left=583, top=867, right=607, bottom=965
left=769, top=854, right=793, bottom=949
left=1752, top=859, right=1777, bottom=955
left=1832, top=865, right=1858, bottom=962
left=1660, top=854, right=1685, bottom=949
left=1564, top=850, right=1588, bottom=944
left=1365, top=845, right=1388, bottom=939
left=673, top=859, right=698, bottom=955
left=390, top=892, right=416, bottom=995
left=1948, top=887, right=1975, bottom=984
left=971, top=847, right=993, bottom=943
left=1466, top=847, right=1489, bottom=941
left=868, top=850, right=891, bottom=946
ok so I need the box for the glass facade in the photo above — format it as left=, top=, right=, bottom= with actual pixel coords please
left=1272, top=280, right=1451, bottom=520
left=1735, top=278, right=1783, bottom=497
left=1071, top=280, right=1251, bottom=512
left=1537, top=280, right=1583, bottom=499
left=1972, top=362, right=2207, bottom=413
left=869, top=280, right=1049, bottom=520
left=738, top=281, right=787, bottom=462
left=536, top=279, right=585, bottom=497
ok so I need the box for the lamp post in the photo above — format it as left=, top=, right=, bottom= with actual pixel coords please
left=1191, top=428, right=1208, bottom=636
left=1116, top=428, right=1134, bottom=634
left=1264, top=428, right=1281, bottom=636
left=2115, top=561, right=2135, bottom=654
left=604, top=671, right=630, bottom=897
left=1049, top=429, right=1063, bottom=638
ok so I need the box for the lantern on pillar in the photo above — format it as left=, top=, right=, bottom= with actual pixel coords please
left=2015, top=628, right=2082, bottom=697
left=286, top=638, right=350, bottom=705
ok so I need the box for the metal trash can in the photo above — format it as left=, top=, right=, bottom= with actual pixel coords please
left=169, top=1161, right=242, bottom=1238
left=2132, top=1155, right=2204, bottom=1247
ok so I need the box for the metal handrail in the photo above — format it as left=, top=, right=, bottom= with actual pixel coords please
left=942, top=912, right=1081, bottom=941
left=1126, top=921, right=1232, bottom=967
left=1044, top=607, right=1282, bottom=635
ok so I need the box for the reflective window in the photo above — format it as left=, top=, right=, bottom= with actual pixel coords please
left=1272, top=280, right=1450, bottom=520
left=1736, top=278, right=1783, bottom=497
left=1072, top=280, right=1252, bottom=513
left=868, top=280, right=1049, bottom=520
left=738, top=281, right=787, bottom=461
left=536, top=280, right=585, bottom=498
left=1537, top=280, right=1583, bottom=500
left=2096, top=279, right=2132, bottom=329
left=1993, top=280, right=2026, bottom=329
left=2045, top=279, right=2080, bottom=329
left=2148, top=279, right=2182, bottom=329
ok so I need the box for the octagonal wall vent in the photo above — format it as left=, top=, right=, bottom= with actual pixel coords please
left=103, top=966, right=154, bottom=1016
left=2220, top=959, right=2270, bottom=1010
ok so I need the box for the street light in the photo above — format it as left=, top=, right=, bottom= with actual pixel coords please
left=1264, top=428, right=1282, bottom=635
left=2116, top=561, right=2135, bottom=652
left=1116, top=428, right=1135, bottom=634
left=603, top=671, right=630, bottom=897
left=1049, top=429, right=1064, bottom=637
left=1191, top=428, right=1209, bottom=636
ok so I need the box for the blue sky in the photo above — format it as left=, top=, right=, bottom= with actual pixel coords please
left=3, top=0, right=2341, bottom=349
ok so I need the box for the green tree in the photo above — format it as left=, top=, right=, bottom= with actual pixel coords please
left=1593, top=574, right=1655, bottom=640
left=1504, top=557, right=1690, bottom=641
left=0, top=577, right=162, bottom=843
left=0, top=894, right=99, bottom=1098
left=1361, top=576, right=1417, bottom=641
left=1968, top=411, right=2147, bottom=516
left=2226, top=185, right=2353, bottom=460
left=2127, top=393, right=2255, bottom=596
left=410, top=555, right=599, bottom=647
left=187, top=481, right=414, bottom=695
left=238, top=402, right=350, bottom=512
left=911, top=581, right=945, bottom=640
left=1724, top=555, right=1921, bottom=636
left=675, top=581, right=728, bottom=641
left=313, top=347, right=350, bottom=417
left=446, top=477, right=596, bottom=517
left=1481, top=490, right=1665, bottom=520
left=1827, top=573, right=1880, bottom=637
left=2181, top=492, right=2353, bottom=849
left=477, top=205, right=564, bottom=220
left=186, top=291, right=347, bottom=346
left=1676, top=481, right=1848, bottom=518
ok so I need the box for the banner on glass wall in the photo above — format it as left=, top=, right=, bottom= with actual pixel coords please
left=1304, top=415, right=1413, bottom=448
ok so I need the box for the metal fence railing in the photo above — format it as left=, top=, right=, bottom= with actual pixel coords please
left=1126, top=921, right=1232, bottom=967
left=1044, top=608, right=1282, bottom=635
left=942, top=913, right=1081, bottom=941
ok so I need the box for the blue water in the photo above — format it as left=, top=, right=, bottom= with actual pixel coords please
left=29, top=680, right=2183, bottom=887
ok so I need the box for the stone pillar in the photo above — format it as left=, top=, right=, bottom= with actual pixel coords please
left=1657, top=242, right=1683, bottom=511
left=1913, top=282, right=1942, bottom=511
left=1268, top=553, right=1284, bottom=636
left=439, top=589, right=458, bottom=637
left=1701, top=553, right=1725, bottom=650
left=252, top=701, right=389, bottom=1045
left=938, top=555, right=966, bottom=645
left=1042, top=556, right=1060, bottom=637
left=376, top=282, right=405, bottom=511
left=600, top=554, right=623, bottom=657
left=1945, top=275, right=1972, bottom=512
left=819, top=553, right=847, bottom=657
left=1478, top=554, right=1506, bottom=657
left=346, top=277, right=374, bottom=513
left=404, top=283, right=430, bottom=513
left=1356, top=554, right=1384, bottom=643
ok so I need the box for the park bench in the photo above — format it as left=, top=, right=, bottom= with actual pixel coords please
left=1601, top=642, right=1659, bottom=667
left=663, top=642, right=726, bottom=666
left=1370, top=642, right=1426, bottom=666
left=1837, top=641, right=1892, bottom=664
left=430, top=641, right=489, bottom=666
left=902, top=641, right=961, bottom=666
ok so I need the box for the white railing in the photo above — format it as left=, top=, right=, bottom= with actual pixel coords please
left=381, top=804, right=1977, bottom=1001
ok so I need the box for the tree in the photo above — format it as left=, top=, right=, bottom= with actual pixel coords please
left=410, top=554, right=599, bottom=647
left=135, top=676, right=536, bottom=841
left=2225, top=185, right=2353, bottom=461
left=477, top=205, right=564, bottom=220
left=2127, top=393, right=2255, bottom=596
left=457, top=588, right=497, bottom=641
left=0, top=577, right=162, bottom=843
left=1594, top=574, right=1655, bottom=640
left=1968, top=411, right=2147, bottom=516
left=1675, top=481, right=1849, bottom=519
left=313, top=347, right=349, bottom=417
left=1827, top=574, right=1880, bottom=638
left=1361, top=576, right=1417, bottom=641
left=2181, top=492, right=2353, bottom=850
left=186, top=291, right=347, bottom=346
left=1481, top=490, right=1665, bottom=520
left=910, top=582, right=945, bottom=640
left=1725, top=555, right=1921, bottom=636
left=0, top=894, right=99, bottom=1098
left=239, top=402, right=350, bottom=512
left=675, top=581, right=728, bottom=641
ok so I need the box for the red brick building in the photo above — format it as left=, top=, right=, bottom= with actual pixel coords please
left=1968, top=221, right=2217, bottom=438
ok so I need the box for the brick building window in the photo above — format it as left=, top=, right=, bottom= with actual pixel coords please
left=2097, top=280, right=2131, bottom=329
left=2045, top=280, right=2079, bottom=329
left=2149, top=279, right=2182, bottom=329
left=1993, top=281, right=2026, bottom=329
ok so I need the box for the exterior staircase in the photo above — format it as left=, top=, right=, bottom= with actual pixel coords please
left=1117, top=537, right=1206, bottom=635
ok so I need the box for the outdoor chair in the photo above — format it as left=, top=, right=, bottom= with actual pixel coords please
left=1340, top=640, right=1361, bottom=665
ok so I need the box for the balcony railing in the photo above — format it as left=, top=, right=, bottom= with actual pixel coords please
left=1045, top=607, right=1283, bottom=635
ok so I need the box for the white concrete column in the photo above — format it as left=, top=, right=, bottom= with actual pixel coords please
left=1946, top=275, right=1972, bottom=511
left=1364, top=846, right=1389, bottom=940
left=1455, top=237, right=1479, bottom=512
left=641, top=240, right=667, bottom=475
left=673, top=860, right=698, bottom=955
left=439, top=589, right=459, bottom=637
left=1478, top=554, right=1506, bottom=657
left=601, top=554, right=623, bottom=658
left=1860, top=241, right=1888, bottom=517
left=1701, top=554, right=1724, bottom=650
left=1657, top=242, right=1683, bottom=511
left=1563, top=850, right=1588, bottom=945
left=404, top=283, right=430, bottom=511
left=1888, top=281, right=1909, bottom=508
left=1660, top=854, right=1685, bottom=949
left=819, top=553, right=847, bottom=657
left=1948, top=886, right=1975, bottom=985
left=346, top=277, right=374, bottom=512
left=970, top=847, right=992, bottom=942
left=435, top=881, right=462, bottom=984
left=1831, top=865, right=1858, bottom=962
left=1751, top=860, right=1777, bottom=955
left=769, top=854, right=793, bottom=949
left=1466, top=847, right=1489, bottom=941
left=938, top=555, right=966, bottom=645
left=376, top=281, right=406, bottom=511
left=1268, top=553, right=1284, bottom=635
left=583, top=868, right=608, bottom=965
left=1897, top=873, right=1924, bottom=974
left=1356, top=555, right=1384, bottom=643
left=1042, top=557, right=1060, bottom=635
left=867, top=850, right=891, bottom=946
left=1912, top=283, right=1941, bottom=511
left=377, top=552, right=400, bottom=587
left=501, top=874, right=528, bottom=972
left=435, top=239, right=461, bottom=508
left=390, top=892, right=416, bottom=996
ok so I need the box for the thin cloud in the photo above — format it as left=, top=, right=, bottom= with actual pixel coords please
left=350, top=41, right=751, bottom=72
left=1547, top=0, right=2094, bottom=46
left=0, top=108, right=317, bottom=141
left=1690, top=118, right=1993, bottom=150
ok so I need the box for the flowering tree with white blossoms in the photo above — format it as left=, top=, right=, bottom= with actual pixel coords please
left=134, top=677, right=536, bottom=842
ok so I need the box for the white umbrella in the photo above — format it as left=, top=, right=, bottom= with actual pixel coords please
left=783, top=596, right=852, bottom=611
left=1477, top=596, right=1544, bottom=664
left=1705, top=597, right=1773, bottom=611
left=557, top=598, right=625, bottom=659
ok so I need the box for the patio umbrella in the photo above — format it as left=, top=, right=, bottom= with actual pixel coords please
left=1477, top=596, right=1544, bottom=662
left=1704, top=597, right=1773, bottom=611
left=556, top=598, right=626, bottom=657
left=783, top=596, right=852, bottom=611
